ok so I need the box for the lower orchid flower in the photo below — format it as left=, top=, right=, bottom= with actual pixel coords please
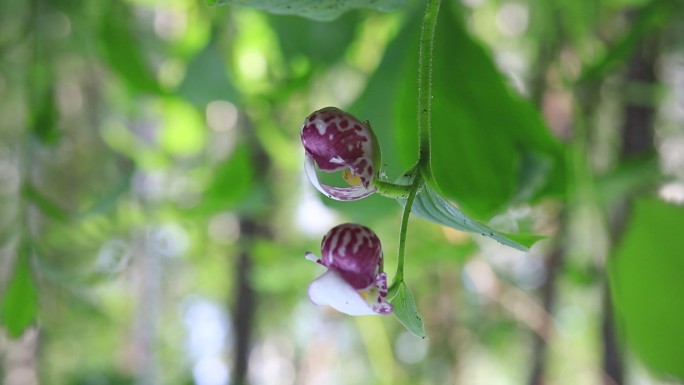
left=301, top=107, right=381, bottom=201
left=305, top=223, right=393, bottom=316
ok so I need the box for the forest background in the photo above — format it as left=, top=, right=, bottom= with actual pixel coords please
left=1, top=0, right=684, bottom=384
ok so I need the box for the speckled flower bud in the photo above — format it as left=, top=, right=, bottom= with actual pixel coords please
left=305, top=223, right=392, bottom=316
left=301, top=107, right=380, bottom=201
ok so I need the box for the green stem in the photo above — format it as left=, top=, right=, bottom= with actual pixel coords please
left=375, top=180, right=413, bottom=199
left=386, top=0, right=441, bottom=298
left=389, top=172, right=422, bottom=297
left=417, top=0, right=441, bottom=172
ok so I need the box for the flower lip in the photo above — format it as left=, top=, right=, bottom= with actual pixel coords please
left=305, top=223, right=393, bottom=316
left=301, top=107, right=379, bottom=201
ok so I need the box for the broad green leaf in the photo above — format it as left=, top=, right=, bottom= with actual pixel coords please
left=391, top=282, right=425, bottom=338
left=268, top=11, right=360, bottom=66
left=594, top=157, right=661, bottom=207
left=31, top=82, right=59, bottom=144
left=23, top=184, right=69, bottom=222
left=320, top=10, right=420, bottom=222
left=579, top=0, right=674, bottom=83
left=349, top=7, right=421, bottom=179
left=78, top=168, right=133, bottom=219
left=318, top=170, right=397, bottom=222
left=554, top=0, right=600, bottom=49
left=211, top=0, right=405, bottom=21
left=190, top=143, right=253, bottom=216
left=178, top=39, right=239, bottom=108
left=24, top=169, right=132, bottom=222
left=324, top=194, right=398, bottom=224
left=609, top=198, right=684, bottom=381
left=1, top=249, right=38, bottom=338
left=395, top=3, right=565, bottom=219
left=409, top=185, right=531, bottom=251
left=99, top=1, right=161, bottom=94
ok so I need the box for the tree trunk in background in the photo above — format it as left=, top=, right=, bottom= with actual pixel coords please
left=1, top=329, right=39, bottom=385
left=602, top=19, right=659, bottom=385
left=527, top=241, right=564, bottom=385
left=231, top=114, right=272, bottom=385
left=132, top=235, right=163, bottom=385
left=231, top=220, right=258, bottom=385
left=620, top=43, right=657, bottom=160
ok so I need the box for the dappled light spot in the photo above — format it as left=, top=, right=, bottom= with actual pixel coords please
left=496, top=2, right=528, bottom=37
left=208, top=212, right=241, bottom=244
left=206, top=101, right=239, bottom=133
left=659, top=183, right=684, bottom=204
left=153, top=8, right=187, bottom=41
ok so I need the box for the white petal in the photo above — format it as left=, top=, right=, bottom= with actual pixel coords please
left=304, top=252, right=319, bottom=262
left=308, top=270, right=376, bottom=316
left=304, top=156, right=376, bottom=201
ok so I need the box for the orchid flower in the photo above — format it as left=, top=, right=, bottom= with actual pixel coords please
left=305, top=223, right=393, bottom=315
left=301, top=107, right=381, bottom=201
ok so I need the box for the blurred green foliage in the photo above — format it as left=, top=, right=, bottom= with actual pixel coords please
left=213, top=0, right=406, bottom=20
left=0, top=248, right=37, bottom=338
left=610, top=199, right=684, bottom=381
left=0, top=0, right=683, bottom=384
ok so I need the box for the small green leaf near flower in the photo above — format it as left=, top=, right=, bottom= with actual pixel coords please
left=391, top=282, right=425, bottom=338
left=409, top=184, right=533, bottom=251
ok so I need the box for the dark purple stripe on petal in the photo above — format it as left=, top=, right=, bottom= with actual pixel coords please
left=320, top=223, right=383, bottom=290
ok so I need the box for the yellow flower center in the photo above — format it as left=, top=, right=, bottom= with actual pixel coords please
left=343, top=169, right=362, bottom=186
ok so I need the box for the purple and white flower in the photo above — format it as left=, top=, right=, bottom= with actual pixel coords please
left=301, top=107, right=380, bottom=201
left=306, top=223, right=393, bottom=316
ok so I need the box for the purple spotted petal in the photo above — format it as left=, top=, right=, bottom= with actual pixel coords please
left=304, top=155, right=376, bottom=201
left=301, top=107, right=379, bottom=201
left=305, top=224, right=393, bottom=316
left=369, top=272, right=393, bottom=314
left=319, top=223, right=382, bottom=290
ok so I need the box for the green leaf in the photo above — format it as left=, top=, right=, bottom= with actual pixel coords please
left=409, top=185, right=531, bottom=251
left=317, top=170, right=397, bottom=222
left=391, top=282, right=425, bottom=338
left=325, top=194, right=399, bottom=223
left=609, top=198, right=684, bottom=381
left=1, top=249, right=38, bottom=338
left=268, top=11, right=360, bottom=67
left=178, top=38, right=239, bottom=108
left=594, top=157, right=661, bottom=207
left=578, top=0, right=674, bottom=83
left=322, top=11, right=421, bottom=222
left=211, top=0, right=406, bottom=21
left=23, top=184, right=69, bottom=222
left=78, top=168, right=133, bottom=219
left=349, top=7, right=421, bottom=179
left=24, top=168, right=133, bottom=222
left=99, top=1, right=162, bottom=94
left=395, top=3, right=565, bottom=219
left=190, top=144, right=253, bottom=216
left=31, top=82, right=60, bottom=144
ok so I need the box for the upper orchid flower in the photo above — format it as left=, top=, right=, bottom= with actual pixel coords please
left=305, top=223, right=393, bottom=315
left=301, top=107, right=381, bottom=201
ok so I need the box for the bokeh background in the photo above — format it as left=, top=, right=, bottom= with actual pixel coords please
left=1, top=0, right=684, bottom=384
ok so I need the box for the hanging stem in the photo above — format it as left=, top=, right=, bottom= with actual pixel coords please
left=388, top=0, right=441, bottom=297
left=417, top=0, right=441, bottom=173
left=389, top=171, right=422, bottom=296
